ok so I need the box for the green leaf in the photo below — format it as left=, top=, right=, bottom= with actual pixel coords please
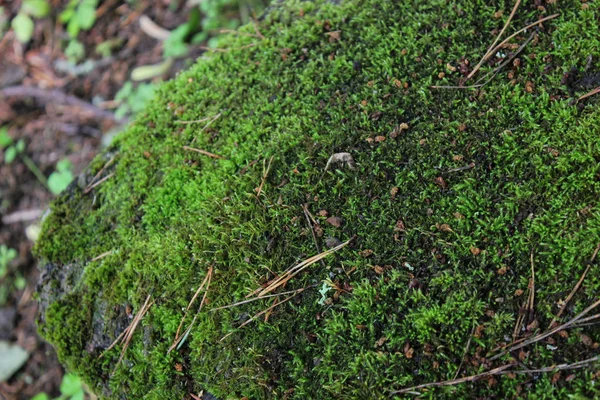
left=15, top=139, right=25, bottom=153
left=14, top=275, right=26, bottom=290
left=11, top=12, right=34, bottom=43
left=0, top=127, right=12, bottom=149
left=5, top=146, right=17, bottom=163
left=75, top=0, right=98, bottom=30
left=70, top=389, right=85, bottom=400
left=21, top=0, right=51, bottom=18
left=60, top=373, right=83, bottom=396
left=48, top=169, right=74, bottom=195
left=131, top=58, right=173, bottom=81
left=65, top=39, right=85, bottom=62
left=56, top=158, right=73, bottom=172
left=0, top=341, right=29, bottom=382
left=31, top=393, right=49, bottom=400
left=66, top=17, right=80, bottom=37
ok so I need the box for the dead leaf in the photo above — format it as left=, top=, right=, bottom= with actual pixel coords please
left=326, top=216, right=343, bottom=227
left=435, top=176, right=447, bottom=189
left=580, top=333, right=593, bottom=347
left=375, top=336, right=387, bottom=347
left=394, top=220, right=406, bottom=232
left=359, top=249, right=373, bottom=258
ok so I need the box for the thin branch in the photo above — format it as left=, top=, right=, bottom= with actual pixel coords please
left=255, top=156, right=274, bottom=200
left=467, top=0, right=522, bottom=80
left=547, top=243, right=600, bottom=329
left=183, top=146, right=225, bottom=160
left=84, top=172, right=115, bottom=194
left=168, top=268, right=213, bottom=353
left=0, top=85, right=123, bottom=122
left=302, top=204, right=325, bottom=268
left=219, top=291, right=299, bottom=342
left=210, top=286, right=311, bottom=312
left=578, top=86, right=600, bottom=102
left=390, top=364, right=513, bottom=395
left=490, top=298, right=600, bottom=361
left=255, top=236, right=354, bottom=297
left=85, top=155, right=116, bottom=193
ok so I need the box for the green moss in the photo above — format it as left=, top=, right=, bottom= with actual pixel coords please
left=35, top=0, right=600, bottom=398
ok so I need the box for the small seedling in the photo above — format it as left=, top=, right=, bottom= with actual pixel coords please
left=114, top=82, right=156, bottom=119
left=48, top=159, right=74, bottom=195
left=0, top=245, right=17, bottom=279
left=11, top=0, right=51, bottom=43
left=31, top=373, right=85, bottom=400
left=59, top=0, right=99, bottom=38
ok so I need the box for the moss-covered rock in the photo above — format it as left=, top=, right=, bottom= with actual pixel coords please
left=36, top=0, right=600, bottom=398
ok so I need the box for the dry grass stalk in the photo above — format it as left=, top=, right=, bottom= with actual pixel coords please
left=210, top=286, right=309, bottom=312
left=578, top=86, right=600, bottom=102
left=174, top=267, right=213, bottom=340
left=302, top=204, right=325, bottom=267
left=183, top=146, right=225, bottom=160
left=490, top=297, right=600, bottom=361
left=90, top=250, right=113, bottom=262
left=219, top=292, right=299, bottom=342
left=390, top=364, right=513, bottom=395
left=547, top=243, right=600, bottom=329
left=392, top=355, right=600, bottom=395
left=84, top=172, right=115, bottom=194
left=100, top=294, right=154, bottom=371
left=84, top=155, right=116, bottom=193
left=255, top=156, right=274, bottom=200
left=255, top=237, right=353, bottom=297
left=467, top=0, right=522, bottom=80
left=168, top=268, right=213, bottom=354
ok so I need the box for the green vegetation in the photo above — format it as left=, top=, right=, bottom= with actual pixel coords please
left=35, top=0, right=600, bottom=398
left=32, top=373, right=86, bottom=400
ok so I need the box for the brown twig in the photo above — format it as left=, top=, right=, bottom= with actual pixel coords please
left=255, top=236, right=354, bottom=297
left=578, top=86, right=600, bottom=102
left=446, top=163, right=476, bottom=173
left=174, top=267, right=213, bottom=340
left=453, top=325, right=476, bottom=379
left=183, top=146, right=225, bottom=160
left=490, top=298, right=600, bottom=361
left=84, top=173, right=115, bottom=194
left=302, top=204, right=325, bottom=268
left=219, top=291, right=300, bottom=342
left=169, top=268, right=213, bottom=353
left=211, top=286, right=311, bottom=312
left=174, top=116, right=212, bottom=125
left=84, top=155, right=116, bottom=193
left=101, top=295, right=154, bottom=371
left=466, top=0, right=522, bottom=81
left=547, top=243, right=600, bottom=329
left=433, top=32, right=534, bottom=90
left=255, top=156, right=274, bottom=200
left=390, top=364, right=513, bottom=395
left=90, top=250, right=113, bottom=262
left=0, top=85, right=123, bottom=122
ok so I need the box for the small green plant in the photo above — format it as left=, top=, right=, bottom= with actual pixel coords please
left=114, top=82, right=157, bottom=119
left=0, top=245, right=17, bottom=279
left=1, top=126, right=73, bottom=195
left=32, top=373, right=85, bottom=400
left=48, top=159, right=75, bottom=195
left=59, top=0, right=99, bottom=38
left=11, top=0, right=51, bottom=43
left=1, top=127, right=49, bottom=189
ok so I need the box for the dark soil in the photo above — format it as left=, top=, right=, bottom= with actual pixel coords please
left=0, top=1, right=202, bottom=398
